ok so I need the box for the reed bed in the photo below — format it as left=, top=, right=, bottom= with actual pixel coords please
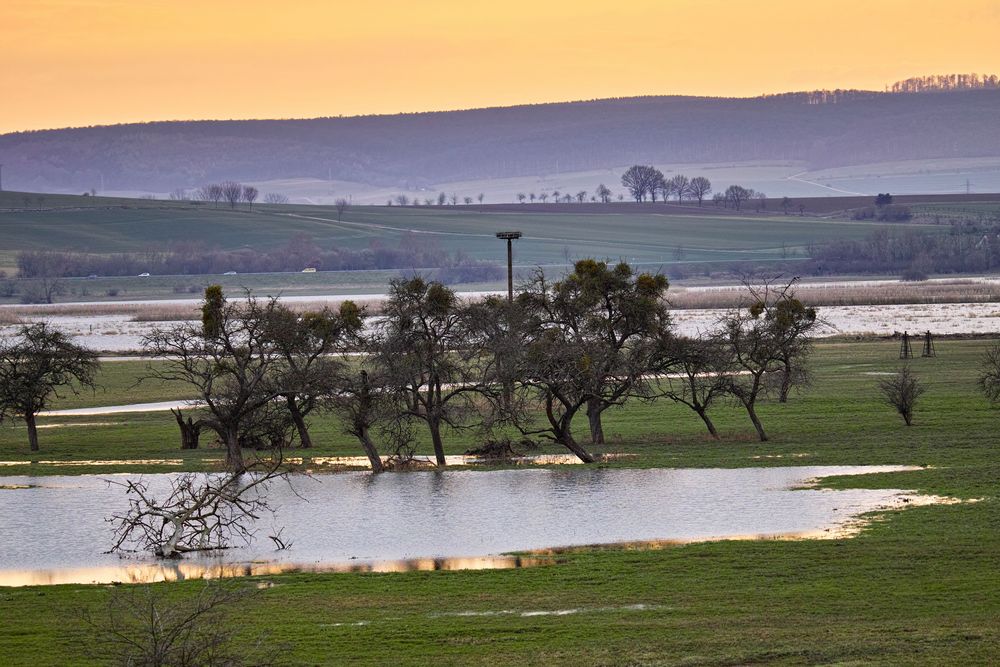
left=668, top=279, right=1000, bottom=310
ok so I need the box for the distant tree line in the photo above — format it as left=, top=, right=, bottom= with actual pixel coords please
left=806, top=223, right=1000, bottom=278
left=16, top=236, right=502, bottom=284
left=890, top=73, right=1000, bottom=94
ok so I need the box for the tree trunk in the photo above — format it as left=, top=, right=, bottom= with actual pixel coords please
left=26, top=413, right=39, bottom=452
left=223, top=426, right=246, bottom=474
left=428, top=419, right=447, bottom=467
left=172, top=409, right=201, bottom=450
left=286, top=396, right=312, bottom=449
left=586, top=398, right=605, bottom=445
left=744, top=401, right=768, bottom=442
left=695, top=407, right=720, bottom=439
left=778, top=364, right=792, bottom=403
left=558, top=430, right=597, bottom=464
left=358, top=425, right=384, bottom=473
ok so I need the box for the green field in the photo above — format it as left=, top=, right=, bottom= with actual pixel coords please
left=0, top=339, right=998, bottom=664
left=0, top=190, right=934, bottom=273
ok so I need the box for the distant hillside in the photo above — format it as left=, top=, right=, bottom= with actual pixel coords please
left=2, top=88, right=1000, bottom=193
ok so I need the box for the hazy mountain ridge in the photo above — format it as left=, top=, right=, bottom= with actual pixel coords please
left=2, top=89, right=999, bottom=193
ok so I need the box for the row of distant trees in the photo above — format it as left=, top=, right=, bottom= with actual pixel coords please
left=128, top=266, right=824, bottom=473
left=15, top=237, right=501, bottom=283
left=389, top=192, right=485, bottom=207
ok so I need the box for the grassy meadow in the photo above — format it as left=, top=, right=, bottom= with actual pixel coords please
left=0, top=189, right=943, bottom=279
left=0, top=339, right=998, bottom=664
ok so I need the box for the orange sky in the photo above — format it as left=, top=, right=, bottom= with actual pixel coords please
left=2, top=0, right=999, bottom=134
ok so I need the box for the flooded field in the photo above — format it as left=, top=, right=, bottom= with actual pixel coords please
left=0, top=465, right=933, bottom=586
left=3, top=299, right=999, bottom=351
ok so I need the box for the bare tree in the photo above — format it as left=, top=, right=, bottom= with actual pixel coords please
left=220, top=181, right=243, bottom=209
left=725, top=185, right=752, bottom=210
left=576, top=190, right=587, bottom=203
left=369, top=278, right=479, bottom=466
left=449, top=193, right=458, bottom=206
left=507, top=261, right=670, bottom=458
left=539, top=193, right=549, bottom=203
left=242, top=186, right=259, bottom=211
left=395, top=194, right=410, bottom=206
left=463, top=196, right=473, bottom=205
left=436, top=192, right=447, bottom=206
left=621, top=165, right=663, bottom=202
left=517, top=193, right=526, bottom=203
left=81, top=581, right=277, bottom=667
left=688, top=177, right=712, bottom=206
left=108, top=455, right=286, bottom=558
left=596, top=184, right=612, bottom=203
left=714, top=278, right=819, bottom=441
left=335, top=197, right=349, bottom=221
left=879, top=365, right=926, bottom=426
left=263, top=192, right=289, bottom=205
left=477, top=193, right=485, bottom=205
left=979, top=343, right=1000, bottom=404
left=142, top=288, right=287, bottom=473
left=653, top=336, right=732, bottom=438
left=0, top=323, right=100, bottom=451
left=267, top=302, right=363, bottom=449
left=668, top=175, right=689, bottom=203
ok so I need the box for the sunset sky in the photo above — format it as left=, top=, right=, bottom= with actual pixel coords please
left=2, top=0, right=999, bottom=134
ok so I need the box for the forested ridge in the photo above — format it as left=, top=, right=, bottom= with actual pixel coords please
left=2, top=86, right=999, bottom=192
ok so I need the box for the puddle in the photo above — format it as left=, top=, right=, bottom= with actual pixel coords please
left=0, top=465, right=941, bottom=587
left=40, top=401, right=198, bottom=417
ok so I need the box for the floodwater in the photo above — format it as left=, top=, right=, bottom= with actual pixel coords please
left=5, top=300, right=1000, bottom=351
left=0, top=465, right=928, bottom=586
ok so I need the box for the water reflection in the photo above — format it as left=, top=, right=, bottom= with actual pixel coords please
left=0, top=465, right=928, bottom=588
left=0, top=555, right=550, bottom=587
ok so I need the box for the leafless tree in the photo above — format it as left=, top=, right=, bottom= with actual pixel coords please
left=335, top=197, right=349, bottom=221
left=725, top=185, right=752, bottom=210
left=596, top=184, right=612, bottom=203
left=979, top=343, right=1000, bottom=404
left=437, top=192, right=447, bottom=206
left=200, top=183, right=224, bottom=207
left=879, top=365, right=926, bottom=426
left=463, top=196, right=473, bottom=205
left=395, top=194, right=410, bottom=206
left=369, top=278, right=481, bottom=466
left=517, top=193, right=526, bottom=203
left=142, top=288, right=287, bottom=472
left=108, top=455, right=286, bottom=558
left=714, top=278, right=819, bottom=440
left=220, top=181, right=243, bottom=209
left=538, top=193, right=549, bottom=203
left=168, top=188, right=188, bottom=201
left=449, top=193, right=458, bottom=206
left=263, top=192, right=289, bottom=205
left=81, top=580, right=278, bottom=667
left=504, top=261, right=670, bottom=458
left=668, top=175, right=689, bottom=203
left=575, top=190, right=587, bottom=203
left=242, top=186, right=259, bottom=211
left=477, top=193, right=485, bottom=205
left=688, top=177, right=712, bottom=206
left=652, top=337, right=733, bottom=438
left=621, top=165, right=664, bottom=202
left=266, top=302, right=363, bottom=449
left=0, top=322, right=100, bottom=451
